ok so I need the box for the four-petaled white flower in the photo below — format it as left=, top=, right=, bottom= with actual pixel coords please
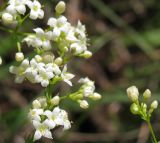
left=47, top=16, right=69, bottom=39
left=7, top=0, right=27, bottom=15
left=33, top=28, right=52, bottom=50
left=44, top=107, right=64, bottom=129
left=9, top=59, right=29, bottom=83
left=33, top=120, right=52, bottom=141
left=61, top=65, right=75, bottom=86
left=26, top=0, right=44, bottom=20
left=28, top=108, right=43, bottom=121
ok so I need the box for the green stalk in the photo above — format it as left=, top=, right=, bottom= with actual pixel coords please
left=147, top=120, right=158, bottom=143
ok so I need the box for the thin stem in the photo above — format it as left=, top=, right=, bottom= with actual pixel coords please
left=147, top=120, right=158, bottom=143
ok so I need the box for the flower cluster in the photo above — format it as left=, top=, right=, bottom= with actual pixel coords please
left=3, top=0, right=102, bottom=141
left=126, top=86, right=158, bottom=120
left=9, top=53, right=74, bottom=87
left=28, top=96, right=71, bottom=141
left=23, top=14, right=92, bottom=57
left=1, top=0, right=44, bottom=24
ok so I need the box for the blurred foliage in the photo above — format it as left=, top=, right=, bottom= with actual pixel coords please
left=1, top=0, right=160, bottom=143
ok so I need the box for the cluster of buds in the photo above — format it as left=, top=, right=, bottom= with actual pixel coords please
left=1, top=0, right=44, bottom=25
left=126, top=86, right=158, bottom=120
left=69, top=78, right=102, bottom=109
left=0, top=0, right=102, bottom=141
left=28, top=96, right=71, bottom=141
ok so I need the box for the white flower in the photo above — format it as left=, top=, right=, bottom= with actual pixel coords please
left=25, top=58, right=39, bottom=83
left=61, top=65, right=75, bottom=86
left=28, top=108, right=43, bottom=121
left=26, top=0, right=44, bottom=20
left=79, top=77, right=95, bottom=97
left=70, top=21, right=88, bottom=55
left=23, top=35, right=37, bottom=48
left=33, top=120, right=52, bottom=141
left=9, top=59, right=29, bottom=83
left=47, top=16, right=69, bottom=39
left=60, top=109, right=71, bottom=130
left=35, top=63, right=54, bottom=87
left=31, top=28, right=52, bottom=50
left=7, top=0, right=27, bottom=15
left=44, top=107, right=71, bottom=130
left=44, top=107, right=64, bottom=129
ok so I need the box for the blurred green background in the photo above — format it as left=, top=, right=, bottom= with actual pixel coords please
left=0, top=0, right=160, bottom=142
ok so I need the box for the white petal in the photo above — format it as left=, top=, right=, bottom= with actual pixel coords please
left=15, top=76, right=25, bottom=83
left=34, top=28, right=44, bottom=37
left=42, top=41, right=52, bottom=50
left=53, top=27, right=61, bottom=38
left=26, top=0, right=33, bottom=9
left=64, top=79, right=72, bottom=86
left=41, top=80, right=49, bottom=87
left=38, top=9, right=44, bottom=19
left=16, top=5, right=26, bottom=15
left=29, top=10, right=38, bottom=20
left=33, top=120, right=41, bottom=129
left=43, top=130, right=53, bottom=139
left=47, top=17, right=57, bottom=27
left=34, top=130, right=42, bottom=141
left=44, top=119, right=56, bottom=129
left=44, top=110, right=52, bottom=118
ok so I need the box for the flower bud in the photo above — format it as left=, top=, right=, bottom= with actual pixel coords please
left=55, top=1, right=66, bottom=14
left=15, top=52, right=24, bottom=62
left=35, top=55, right=42, bottom=62
left=38, top=97, right=47, bottom=108
left=126, top=86, right=139, bottom=102
left=54, top=57, right=63, bottom=65
left=89, top=92, right=101, bottom=100
left=151, top=100, right=158, bottom=109
left=79, top=100, right=89, bottom=109
left=32, top=100, right=41, bottom=109
left=130, top=103, right=139, bottom=115
left=2, top=12, right=13, bottom=25
left=50, top=95, right=60, bottom=106
left=141, top=103, right=147, bottom=114
left=143, top=89, right=151, bottom=100
left=83, top=51, right=92, bottom=58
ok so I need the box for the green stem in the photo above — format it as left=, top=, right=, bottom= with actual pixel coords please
left=147, top=120, right=158, bottom=143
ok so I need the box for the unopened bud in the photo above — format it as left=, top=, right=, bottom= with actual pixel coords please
left=54, top=57, right=63, bottom=65
left=89, top=92, right=101, bottom=100
left=15, top=52, right=24, bottom=62
left=79, top=100, right=89, bottom=109
left=55, top=1, right=66, bottom=14
left=2, top=12, right=13, bottom=25
left=130, top=103, right=139, bottom=115
left=83, top=51, right=92, bottom=58
left=143, top=89, right=151, bottom=100
left=126, top=86, right=139, bottom=102
left=51, top=95, right=60, bottom=105
left=32, top=100, right=41, bottom=109
left=151, top=100, right=158, bottom=109
left=35, top=55, right=42, bottom=62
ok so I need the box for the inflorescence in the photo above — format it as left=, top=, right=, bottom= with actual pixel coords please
left=0, top=0, right=101, bottom=141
